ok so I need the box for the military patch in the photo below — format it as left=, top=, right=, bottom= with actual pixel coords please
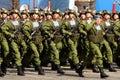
left=95, top=25, right=101, bottom=30
left=69, top=20, right=76, bottom=26
left=53, top=21, right=59, bottom=26
left=33, top=22, right=39, bottom=27
left=105, top=22, right=111, bottom=27
left=12, top=21, right=19, bottom=26
left=87, top=20, right=92, bottom=24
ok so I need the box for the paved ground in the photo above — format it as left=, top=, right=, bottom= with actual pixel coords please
left=0, top=66, right=120, bottom=80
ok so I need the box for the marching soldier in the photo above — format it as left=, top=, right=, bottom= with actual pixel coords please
left=41, top=10, right=65, bottom=74
left=112, top=12, right=120, bottom=66
left=79, top=10, right=100, bottom=73
left=1, top=9, right=24, bottom=76
left=102, top=11, right=117, bottom=72
left=66, top=10, right=80, bottom=69
left=79, top=15, right=109, bottom=78
left=17, top=10, right=28, bottom=58
left=21, top=9, right=45, bottom=75
left=0, top=9, right=9, bottom=77
left=61, top=9, right=83, bottom=77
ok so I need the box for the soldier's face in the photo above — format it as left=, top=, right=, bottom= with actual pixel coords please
left=69, top=13, right=76, bottom=19
left=80, top=14, right=86, bottom=20
left=53, top=13, right=60, bottom=19
left=12, top=13, right=18, bottom=19
left=32, top=14, right=39, bottom=20
left=64, top=14, right=69, bottom=20
left=46, top=14, right=52, bottom=20
left=1, top=13, right=7, bottom=19
left=113, top=14, right=119, bottom=20
left=95, top=18, right=101, bottom=24
left=104, top=14, right=110, bottom=19
left=21, top=14, right=27, bottom=19
left=86, top=13, right=92, bottom=18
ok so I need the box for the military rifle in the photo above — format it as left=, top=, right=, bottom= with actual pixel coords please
left=66, top=22, right=80, bottom=38
left=0, top=21, right=5, bottom=28
left=46, top=24, right=63, bottom=41
left=27, top=23, right=42, bottom=42
left=9, top=22, right=26, bottom=41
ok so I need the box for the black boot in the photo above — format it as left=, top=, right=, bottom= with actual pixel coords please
left=99, top=67, right=109, bottom=78
left=0, top=66, right=5, bottom=77
left=69, top=60, right=75, bottom=70
left=56, top=65, right=65, bottom=74
left=108, top=63, right=117, bottom=72
left=51, top=63, right=57, bottom=70
left=92, top=64, right=99, bottom=73
left=1, top=63, right=7, bottom=74
left=36, top=65, right=45, bottom=75
left=75, top=64, right=84, bottom=77
left=22, top=66, right=25, bottom=71
left=17, top=66, right=25, bottom=76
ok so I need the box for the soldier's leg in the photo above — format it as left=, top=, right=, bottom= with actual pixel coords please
left=89, top=42, right=109, bottom=78
left=11, top=40, right=24, bottom=76
left=1, top=38, right=9, bottom=75
left=41, top=40, right=50, bottom=66
left=66, top=39, right=86, bottom=76
left=0, top=43, right=4, bottom=77
left=0, top=54, right=4, bottom=77
left=37, top=43, right=43, bottom=55
left=52, top=42, right=63, bottom=69
left=20, top=41, right=27, bottom=57
left=103, top=40, right=116, bottom=72
left=29, top=41, right=44, bottom=75
left=1, top=38, right=9, bottom=58
left=91, top=42, right=100, bottom=73
left=29, top=42, right=40, bottom=65
left=112, top=42, right=118, bottom=54
left=49, top=41, right=64, bottom=74
left=67, top=39, right=79, bottom=65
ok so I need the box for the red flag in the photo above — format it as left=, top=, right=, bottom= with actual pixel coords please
left=112, top=2, right=116, bottom=13
left=44, top=1, right=51, bottom=11
left=28, top=5, right=30, bottom=10
left=47, top=1, right=51, bottom=11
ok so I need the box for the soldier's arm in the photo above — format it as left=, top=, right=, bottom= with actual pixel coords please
left=79, top=24, right=87, bottom=35
left=41, top=22, right=54, bottom=38
left=22, top=21, right=32, bottom=39
left=114, top=24, right=120, bottom=37
left=1, top=22, right=14, bottom=38
left=61, top=21, right=72, bottom=35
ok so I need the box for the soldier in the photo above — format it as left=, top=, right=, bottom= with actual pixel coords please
left=1, top=9, right=24, bottom=76
left=79, top=15, right=109, bottom=78
left=18, top=10, right=29, bottom=58
left=22, top=9, right=45, bottom=75
left=67, top=9, right=80, bottom=69
left=39, top=11, right=45, bottom=23
left=0, top=9, right=9, bottom=77
left=78, top=11, right=86, bottom=20
left=112, top=12, right=119, bottom=55
left=79, top=10, right=100, bottom=73
left=41, top=9, right=65, bottom=74
left=112, top=12, right=120, bottom=66
left=61, top=9, right=83, bottom=77
left=102, top=10, right=117, bottom=72
left=63, top=10, right=69, bottom=20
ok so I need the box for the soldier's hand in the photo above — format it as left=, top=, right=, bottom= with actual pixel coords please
left=28, top=36, right=32, bottom=40
left=68, top=32, right=72, bottom=36
left=50, top=34, right=54, bottom=38
left=10, top=34, right=15, bottom=38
